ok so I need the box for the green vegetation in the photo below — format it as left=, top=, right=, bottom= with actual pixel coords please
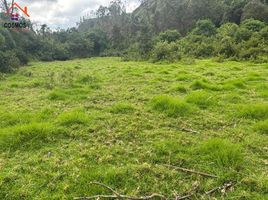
left=186, top=91, right=216, bottom=109
left=1, top=1, right=268, bottom=73
left=0, top=58, right=267, bottom=199
left=254, top=120, right=268, bottom=134
left=199, top=139, right=244, bottom=169
left=237, top=104, right=268, bottom=120
left=151, top=95, right=193, bottom=117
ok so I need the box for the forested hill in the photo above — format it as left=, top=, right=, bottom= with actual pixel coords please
left=79, top=0, right=268, bottom=35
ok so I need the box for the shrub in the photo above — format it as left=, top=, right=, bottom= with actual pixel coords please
left=0, top=51, right=20, bottom=73
left=192, top=20, right=216, bottom=36
left=151, top=95, right=193, bottom=117
left=158, top=29, right=181, bottom=43
left=15, top=49, right=29, bottom=65
left=194, top=42, right=215, bottom=57
left=241, top=19, right=266, bottom=32
left=200, top=138, right=244, bottom=169
left=216, top=36, right=238, bottom=58
left=151, top=42, right=181, bottom=62
left=53, top=44, right=70, bottom=61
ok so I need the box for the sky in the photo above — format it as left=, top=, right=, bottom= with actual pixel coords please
left=13, top=0, right=140, bottom=29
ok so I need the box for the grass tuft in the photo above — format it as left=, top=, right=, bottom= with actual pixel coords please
left=151, top=95, right=193, bottom=117
left=110, top=103, right=135, bottom=114
left=47, top=90, right=68, bottom=100
left=0, top=123, right=64, bottom=150
left=254, top=120, right=268, bottom=134
left=191, top=79, right=221, bottom=91
left=199, top=138, right=244, bottom=169
left=237, top=104, right=268, bottom=120
left=223, top=79, right=246, bottom=89
left=48, top=88, right=89, bottom=101
left=57, top=110, right=90, bottom=126
left=186, top=91, right=216, bottom=109
left=172, top=85, right=189, bottom=93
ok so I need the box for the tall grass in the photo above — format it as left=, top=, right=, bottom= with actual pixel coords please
left=151, top=95, right=194, bottom=117
left=186, top=91, right=216, bottom=109
left=57, top=110, right=90, bottom=126
left=237, top=104, right=268, bottom=120
left=199, top=138, right=244, bottom=169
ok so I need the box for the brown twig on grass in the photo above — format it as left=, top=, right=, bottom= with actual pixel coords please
left=163, top=164, right=218, bottom=179
left=175, top=181, right=200, bottom=200
left=74, top=182, right=167, bottom=200
left=180, top=128, right=199, bottom=134
left=205, top=182, right=234, bottom=196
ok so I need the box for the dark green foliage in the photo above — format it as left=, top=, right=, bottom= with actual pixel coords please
left=1, top=0, right=268, bottom=72
left=151, top=42, right=181, bottom=62
left=192, top=20, right=216, bottom=36
left=158, top=30, right=181, bottom=43
left=241, top=18, right=266, bottom=32
left=0, top=51, right=20, bottom=73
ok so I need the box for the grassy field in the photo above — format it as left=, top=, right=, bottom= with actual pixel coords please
left=0, top=57, right=267, bottom=199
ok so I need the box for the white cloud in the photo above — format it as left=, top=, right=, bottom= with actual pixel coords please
left=14, top=0, right=140, bottom=29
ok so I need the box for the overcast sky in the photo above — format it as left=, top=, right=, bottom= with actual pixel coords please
left=14, top=0, right=140, bottom=29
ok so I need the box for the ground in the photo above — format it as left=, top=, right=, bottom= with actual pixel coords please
left=0, top=57, right=267, bottom=199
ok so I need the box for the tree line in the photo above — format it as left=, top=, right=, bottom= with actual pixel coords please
left=0, top=0, right=268, bottom=73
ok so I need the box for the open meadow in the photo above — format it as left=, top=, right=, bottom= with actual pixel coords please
left=0, top=57, right=267, bottom=199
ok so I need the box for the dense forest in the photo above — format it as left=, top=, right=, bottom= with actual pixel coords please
left=0, top=0, right=268, bottom=73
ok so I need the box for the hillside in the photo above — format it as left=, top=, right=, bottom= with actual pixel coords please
left=78, top=0, right=268, bottom=34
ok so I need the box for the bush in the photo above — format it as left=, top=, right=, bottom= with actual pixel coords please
left=53, top=44, right=70, bottom=61
left=0, top=51, right=20, bottom=73
left=158, top=29, right=181, bottom=43
left=151, top=42, right=181, bottom=62
left=15, top=49, right=29, bottom=65
left=216, top=36, right=238, bottom=58
left=192, top=20, right=216, bottom=36
left=241, top=19, right=266, bottom=32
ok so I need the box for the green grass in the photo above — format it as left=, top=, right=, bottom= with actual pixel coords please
left=237, top=104, right=268, bottom=120
left=151, top=95, right=194, bottom=117
left=0, top=57, right=267, bottom=199
left=186, top=91, right=216, bottom=109
left=0, top=123, right=65, bottom=151
left=254, top=120, right=268, bottom=134
left=191, top=79, right=222, bottom=91
left=110, top=103, right=135, bottom=114
left=57, top=110, right=90, bottom=126
left=199, top=138, right=244, bottom=169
